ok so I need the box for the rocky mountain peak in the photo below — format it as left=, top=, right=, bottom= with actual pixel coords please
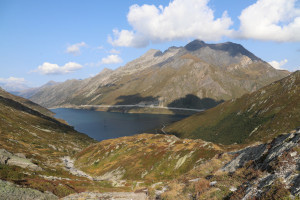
left=99, top=68, right=113, bottom=75
left=44, top=80, right=59, bottom=87
left=184, top=39, right=206, bottom=51
left=142, top=49, right=162, bottom=58
left=184, top=39, right=261, bottom=62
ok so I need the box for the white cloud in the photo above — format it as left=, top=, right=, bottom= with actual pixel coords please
left=66, top=42, right=87, bottom=55
left=34, top=62, right=83, bottom=75
left=0, top=77, right=29, bottom=92
left=108, top=0, right=233, bottom=47
left=0, top=77, right=26, bottom=84
left=101, top=55, right=123, bottom=64
left=268, top=59, right=288, bottom=69
left=109, top=49, right=120, bottom=54
left=237, top=0, right=300, bottom=42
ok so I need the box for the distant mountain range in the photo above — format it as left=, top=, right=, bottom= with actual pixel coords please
left=165, top=70, right=300, bottom=145
left=21, top=40, right=289, bottom=113
left=14, top=80, right=60, bottom=98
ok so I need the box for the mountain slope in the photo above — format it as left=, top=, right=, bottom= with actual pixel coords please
left=16, top=81, right=60, bottom=99
left=0, top=88, right=96, bottom=197
left=74, top=133, right=222, bottom=181
left=0, top=87, right=53, bottom=117
left=160, top=129, right=300, bottom=199
left=165, top=71, right=300, bottom=145
left=24, top=40, right=289, bottom=113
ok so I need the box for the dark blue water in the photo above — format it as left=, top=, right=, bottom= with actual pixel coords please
left=51, top=108, right=186, bottom=141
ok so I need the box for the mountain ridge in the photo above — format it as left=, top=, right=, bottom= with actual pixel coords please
left=21, top=40, right=289, bottom=114
left=165, top=70, right=300, bottom=145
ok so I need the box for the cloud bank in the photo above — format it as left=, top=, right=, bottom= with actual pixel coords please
left=108, top=0, right=233, bottom=47
left=108, top=0, right=300, bottom=47
left=268, top=59, right=288, bottom=69
left=35, top=62, right=83, bottom=75
left=101, top=55, right=123, bottom=64
left=66, top=42, right=87, bottom=55
left=0, top=77, right=26, bottom=84
left=0, top=77, right=28, bottom=92
left=237, top=0, right=300, bottom=42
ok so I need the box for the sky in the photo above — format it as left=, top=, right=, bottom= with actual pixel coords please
left=0, top=0, right=300, bottom=91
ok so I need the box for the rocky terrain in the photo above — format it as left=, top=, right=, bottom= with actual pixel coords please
left=166, top=70, right=300, bottom=145
left=0, top=180, right=58, bottom=200
left=158, top=129, right=300, bottom=200
left=22, top=40, right=289, bottom=114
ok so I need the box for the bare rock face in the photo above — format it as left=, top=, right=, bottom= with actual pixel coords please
left=62, top=192, right=147, bottom=200
left=223, top=130, right=300, bottom=199
left=222, top=144, right=267, bottom=173
left=22, top=40, right=289, bottom=112
left=0, top=180, right=58, bottom=200
left=0, top=149, right=42, bottom=171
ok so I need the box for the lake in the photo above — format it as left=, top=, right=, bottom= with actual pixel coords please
left=51, top=108, right=186, bottom=141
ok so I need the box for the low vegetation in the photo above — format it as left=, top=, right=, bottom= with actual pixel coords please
left=166, top=71, right=300, bottom=145
left=75, top=134, right=223, bottom=181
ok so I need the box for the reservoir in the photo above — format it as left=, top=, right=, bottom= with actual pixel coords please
left=52, top=108, right=186, bottom=141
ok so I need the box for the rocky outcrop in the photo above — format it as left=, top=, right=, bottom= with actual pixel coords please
left=0, top=149, right=42, bottom=171
left=0, top=180, right=58, bottom=200
left=223, top=130, right=300, bottom=199
left=61, top=156, right=93, bottom=180
left=222, top=144, right=267, bottom=173
left=62, top=192, right=147, bottom=200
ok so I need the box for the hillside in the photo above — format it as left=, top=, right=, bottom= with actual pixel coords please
left=0, top=87, right=53, bottom=117
left=160, top=129, right=300, bottom=199
left=165, top=71, right=300, bottom=145
left=74, top=134, right=222, bottom=182
left=0, top=88, right=96, bottom=198
left=23, top=40, right=289, bottom=114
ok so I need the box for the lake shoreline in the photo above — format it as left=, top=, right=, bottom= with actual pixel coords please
left=49, top=104, right=204, bottom=116
left=51, top=108, right=187, bottom=141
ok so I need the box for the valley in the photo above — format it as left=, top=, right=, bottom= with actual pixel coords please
left=0, top=40, right=299, bottom=200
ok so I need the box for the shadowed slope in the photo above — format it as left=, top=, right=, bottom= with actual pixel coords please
left=165, top=71, right=300, bottom=145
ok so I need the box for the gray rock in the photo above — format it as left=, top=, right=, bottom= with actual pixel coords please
left=0, top=149, right=42, bottom=171
left=62, top=192, right=147, bottom=200
left=222, top=144, right=267, bottom=173
left=0, top=180, right=58, bottom=200
left=224, top=132, right=300, bottom=199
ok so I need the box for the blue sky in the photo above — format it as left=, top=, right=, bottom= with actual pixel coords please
left=0, top=0, right=299, bottom=90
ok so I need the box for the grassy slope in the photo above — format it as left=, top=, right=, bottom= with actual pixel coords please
left=75, top=134, right=223, bottom=182
left=165, top=71, right=300, bottom=145
left=0, top=88, right=53, bottom=117
left=0, top=89, right=97, bottom=197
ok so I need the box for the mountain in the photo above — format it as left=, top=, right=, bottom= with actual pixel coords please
left=0, top=88, right=96, bottom=198
left=16, top=80, right=60, bottom=99
left=165, top=71, right=300, bottom=145
left=23, top=40, right=289, bottom=113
